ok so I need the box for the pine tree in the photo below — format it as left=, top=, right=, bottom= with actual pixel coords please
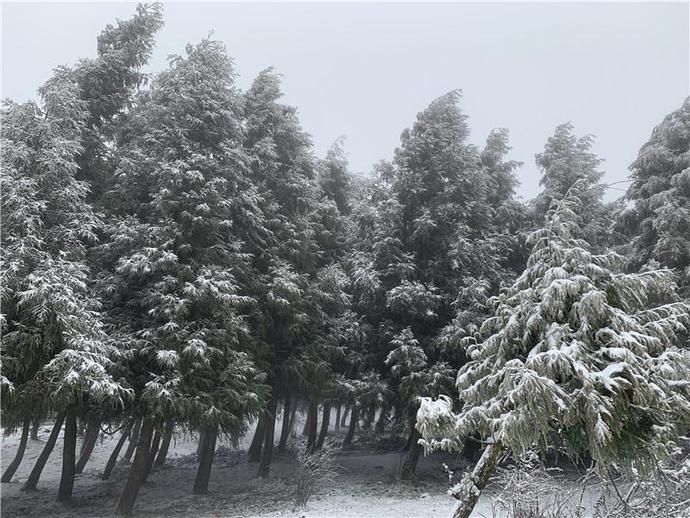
left=417, top=183, right=690, bottom=518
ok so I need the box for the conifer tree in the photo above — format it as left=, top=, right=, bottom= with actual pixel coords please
left=417, top=184, right=690, bottom=518
left=624, top=97, right=690, bottom=293
left=1, top=70, right=126, bottom=499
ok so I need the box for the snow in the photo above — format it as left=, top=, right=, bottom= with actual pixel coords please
left=0, top=420, right=502, bottom=518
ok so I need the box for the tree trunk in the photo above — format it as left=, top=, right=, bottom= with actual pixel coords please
left=258, top=389, right=278, bottom=478
left=102, top=420, right=135, bottom=481
left=31, top=417, right=40, bottom=440
left=1, top=417, right=31, bottom=482
left=335, top=405, right=341, bottom=432
left=121, top=418, right=142, bottom=464
left=302, top=406, right=311, bottom=437
left=193, top=424, right=217, bottom=494
left=248, top=415, right=265, bottom=463
left=343, top=405, right=358, bottom=446
left=22, top=413, right=65, bottom=491
left=154, top=420, right=174, bottom=468
left=306, top=401, right=318, bottom=453
left=75, top=417, right=100, bottom=474
left=57, top=409, right=77, bottom=502
left=115, top=418, right=154, bottom=516
left=452, top=441, right=504, bottom=518
left=340, top=406, right=349, bottom=428
left=142, top=428, right=161, bottom=482
left=400, top=427, right=422, bottom=480
left=375, top=405, right=388, bottom=435
left=402, top=427, right=414, bottom=452
left=315, top=402, right=331, bottom=450
left=278, top=394, right=291, bottom=453
left=288, top=404, right=297, bottom=437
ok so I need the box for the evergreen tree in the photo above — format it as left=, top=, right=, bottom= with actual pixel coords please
left=1, top=70, right=125, bottom=498
left=417, top=184, right=690, bottom=518
left=624, top=97, right=690, bottom=293
left=94, top=39, right=267, bottom=513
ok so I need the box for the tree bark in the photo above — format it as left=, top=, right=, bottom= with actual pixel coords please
left=278, top=394, right=291, bottom=453
left=115, top=418, right=154, bottom=516
left=248, top=415, right=265, bottom=463
left=288, top=404, right=297, bottom=437
left=193, top=424, right=217, bottom=494
left=335, top=405, right=341, bottom=432
left=343, top=405, right=358, bottom=446
left=121, top=417, right=142, bottom=464
left=102, top=420, right=135, bottom=481
left=154, top=420, right=174, bottom=468
left=22, top=413, right=65, bottom=491
left=402, top=427, right=414, bottom=452
left=452, top=441, right=504, bottom=518
left=1, top=417, right=31, bottom=482
left=31, top=417, right=40, bottom=440
left=258, top=389, right=278, bottom=478
left=306, top=401, right=318, bottom=453
left=340, top=406, right=349, bottom=427
left=302, top=406, right=311, bottom=437
left=57, top=409, right=77, bottom=502
left=142, top=428, right=161, bottom=482
left=400, top=427, right=422, bottom=480
left=375, top=405, right=388, bottom=435
left=315, top=402, right=331, bottom=450
left=75, top=417, right=100, bottom=474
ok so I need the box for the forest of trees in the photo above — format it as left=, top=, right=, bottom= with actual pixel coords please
left=1, top=5, right=689, bottom=518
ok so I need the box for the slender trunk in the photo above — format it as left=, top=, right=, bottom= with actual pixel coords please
left=400, top=427, right=422, bottom=480
left=375, top=405, right=388, bottom=435
left=115, top=418, right=154, bottom=516
left=102, top=420, right=135, bottom=481
left=57, top=409, right=77, bottom=502
left=193, top=424, right=217, bottom=494
left=31, top=417, right=40, bottom=440
left=306, top=401, right=318, bottom=453
left=75, top=417, right=100, bottom=474
left=278, top=394, right=291, bottom=453
left=22, top=413, right=65, bottom=491
left=248, top=415, right=265, bottom=463
left=258, top=389, right=278, bottom=478
left=315, top=402, right=331, bottom=450
left=343, top=405, right=358, bottom=446
left=1, top=417, right=31, bottom=482
left=142, top=428, right=161, bottom=482
left=288, top=404, right=297, bottom=437
left=452, top=441, right=504, bottom=518
left=402, top=427, right=414, bottom=452
left=302, top=407, right=311, bottom=437
left=335, top=405, right=341, bottom=432
left=154, top=420, right=174, bottom=468
left=121, top=418, right=142, bottom=464
left=340, top=406, right=349, bottom=428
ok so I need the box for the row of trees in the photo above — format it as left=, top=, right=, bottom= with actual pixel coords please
left=2, top=4, right=689, bottom=516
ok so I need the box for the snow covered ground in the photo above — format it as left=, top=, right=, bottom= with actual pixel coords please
left=1, top=422, right=596, bottom=518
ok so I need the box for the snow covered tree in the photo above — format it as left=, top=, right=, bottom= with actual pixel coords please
left=93, top=38, right=268, bottom=513
left=1, top=70, right=126, bottom=499
left=624, top=97, right=690, bottom=293
left=417, top=183, right=690, bottom=518
left=346, top=91, right=523, bottom=477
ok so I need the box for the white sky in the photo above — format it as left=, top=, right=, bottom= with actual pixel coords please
left=2, top=2, right=689, bottom=200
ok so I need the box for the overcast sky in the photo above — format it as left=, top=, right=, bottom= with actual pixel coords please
left=2, top=2, right=688, bottom=200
